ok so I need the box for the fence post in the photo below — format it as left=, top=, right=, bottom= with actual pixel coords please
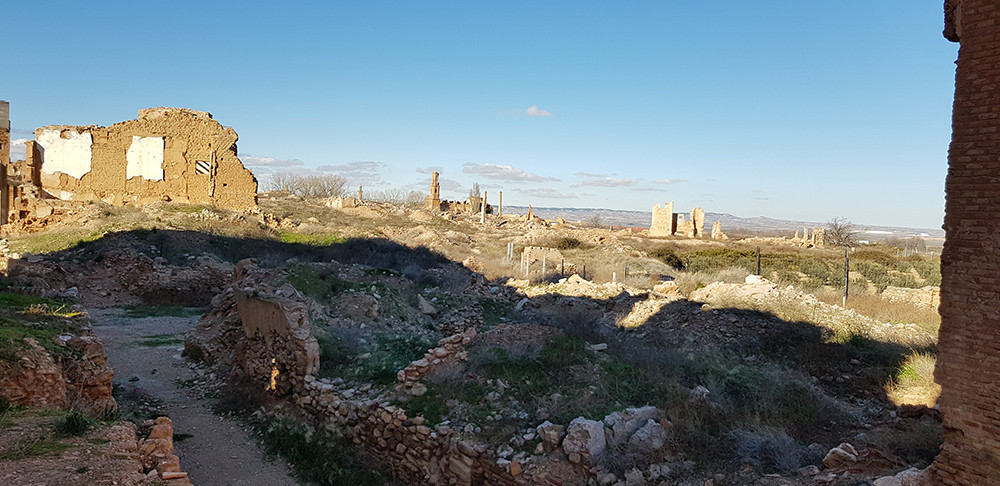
left=542, top=255, right=546, bottom=276
left=843, top=248, right=850, bottom=307
left=756, top=246, right=761, bottom=276
left=583, top=265, right=586, bottom=280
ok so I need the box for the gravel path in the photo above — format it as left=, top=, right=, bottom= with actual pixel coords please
left=89, top=308, right=298, bottom=486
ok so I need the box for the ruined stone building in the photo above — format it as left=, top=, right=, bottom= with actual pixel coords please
left=791, top=227, right=825, bottom=248
left=649, top=202, right=709, bottom=238
left=1, top=105, right=257, bottom=226
left=423, top=170, right=484, bottom=213
left=931, top=1, right=1000, bottom=482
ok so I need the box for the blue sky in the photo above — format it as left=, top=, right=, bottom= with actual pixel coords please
left=3, top=2, right=956, bottom=229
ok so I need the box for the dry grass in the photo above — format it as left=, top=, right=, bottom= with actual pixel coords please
left=672, top=267, right=750, bottom=296
left=885, top=352, right=940, bottom=408
left=812, top=290, right=941, bottom=336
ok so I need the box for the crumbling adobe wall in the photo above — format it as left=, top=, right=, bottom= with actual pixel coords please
left=10, top=107, right=256, bottom=222
left=932, top=1, right=1000, bottom=482
left=185, top=260, right=319, bottom=396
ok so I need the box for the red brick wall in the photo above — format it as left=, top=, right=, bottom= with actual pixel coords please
left=933, top=1, right=1000, bottom=483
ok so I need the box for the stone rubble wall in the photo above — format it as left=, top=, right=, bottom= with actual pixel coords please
left=0, top=317, right=116, bottom=416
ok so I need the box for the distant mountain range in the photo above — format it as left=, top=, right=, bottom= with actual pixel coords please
left=503, top=205, right=944, bottom=240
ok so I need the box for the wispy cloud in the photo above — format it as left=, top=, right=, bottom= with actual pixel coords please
left=574, top=171, right=614, bottom=178
left=575, top=177, right=639, bottom=188
left=416, top=166, right=443, bottom=174
left=463, top=162, right=559, bottom=182
left=439, top=177, right=466, bottom=193
left=514, top=187, right=578, bottom=199
left=633, top=186, right=665, bottom=192
left=239, top=154, right=305, bottom=168
left=654, top=178, right=687, bottom=185
left=753, top=197, right=770, bottom=201
left=526, top=104, right=552, bottom=117
left=314, top=161, right=387, bottom=185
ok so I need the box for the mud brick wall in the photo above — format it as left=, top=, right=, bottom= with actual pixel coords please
left=933, top=1, right=1000, bottom=482
left=30, top=107, right=256, bottom=211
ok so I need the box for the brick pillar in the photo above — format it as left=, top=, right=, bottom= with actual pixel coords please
left=0, top=100, right=9, bottom=225
left=932, top=1, right=1000, bottom=483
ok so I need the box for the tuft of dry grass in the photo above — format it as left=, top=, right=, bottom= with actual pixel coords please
left=885, top=352, right=940, bottom=408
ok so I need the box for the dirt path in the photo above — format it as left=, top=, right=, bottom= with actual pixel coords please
left=89, top=308, right=298, bottom=486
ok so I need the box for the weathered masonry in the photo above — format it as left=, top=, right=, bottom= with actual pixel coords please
left=649, top=202, right=708, bottom=238
left=423, top=170, right=483, bottom=213
left=1, top=101, right=9, bottom=224
left=932, top=1, right=1000, bottom=483
left=1, top=106, right=257, bottom=226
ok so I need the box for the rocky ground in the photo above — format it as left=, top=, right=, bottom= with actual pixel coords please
left=0, top=196, right=943, bottom=485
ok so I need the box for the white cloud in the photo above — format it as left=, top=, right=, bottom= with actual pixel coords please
left=239, top=154, right=305, bottom=168
left=514, top=187, right=578, bottom=199
left=654, top=178, right=687, bottom=184
left=526, top=104, right=552, bottom=117
left=9, top=138, right=29, bottom=161
left=633, top=186, right=665, bottom=192
left=463, top=162, right=559, bottom=182
left=416, top=166, right=443, bottom=174
left=575, top=177, right=639, bottom=188
left=574, top=171, right=613, bottom=178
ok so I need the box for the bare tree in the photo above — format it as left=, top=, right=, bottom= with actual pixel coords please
left=826, top=217, right=859, bottom=247
left=885, top=236, right=927, bottom=254
left=469, top=182, right=481, bottom=199
left=262, top=173, right=347, bottom=197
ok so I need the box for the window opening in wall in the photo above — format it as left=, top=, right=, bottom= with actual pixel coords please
left=195, top=160, right=211, bottom=174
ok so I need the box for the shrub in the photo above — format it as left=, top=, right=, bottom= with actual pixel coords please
left=648, top=247, right=684, bottom=269
left=554, top=237, right=584, bottom=250
left=257, top=415, right=388, bottom=485
left=729, top=427, right=809, bottom=474
left=351, top=334, right=434, bottom=385
left=57, top=411, right=91, bottom=436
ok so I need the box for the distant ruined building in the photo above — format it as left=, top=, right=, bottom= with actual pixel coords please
left=650, top=202, right=719, bottom=239
left=423, top=171, right=484, bottom=213
left=792, top=227, right=825, bottom=248
left=0, top=104, right=257, bottom=227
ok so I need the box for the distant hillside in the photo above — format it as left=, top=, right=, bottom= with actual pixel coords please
left=503, top=205, right=944, bottom=240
